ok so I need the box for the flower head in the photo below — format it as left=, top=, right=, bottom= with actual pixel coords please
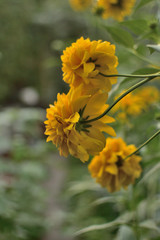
left=88, top=138, right=142, bottom=192
left=44, top=86, right=116, bottom=162
left=137, top=86, right=159, bottom=104
left=112, top=86, right=160, bottom=121
left=61, top=37, right=118, bottom=94
left=114, top=91, right=146, bottom=117
left=70, top=0, right=93, bottom=11
left=96, top=0, right=136, bottom=21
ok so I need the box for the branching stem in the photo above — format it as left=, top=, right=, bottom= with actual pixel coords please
left=99, top=72, right=160, bottom=78
left=124, top=130, right=160, bottom=160
left=81, top=75, right=158, bottom=124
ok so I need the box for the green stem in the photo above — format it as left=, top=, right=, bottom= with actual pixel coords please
left=124, top=130, right=160, bottom=160
left=81, top=75, right=157, bottom=124
left=99, top=72, right=160, bottom=78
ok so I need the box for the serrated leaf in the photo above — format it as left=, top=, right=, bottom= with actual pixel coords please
left=105, top=26, right=134, bottom=48
left=135, top=0, right=155, bottom=10
left=147, top=44, right=160, bottom=53
left=121, top=19, right=148, bottom=35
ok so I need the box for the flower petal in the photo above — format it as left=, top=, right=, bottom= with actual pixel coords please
left=105, top=164, right=118, bottom=175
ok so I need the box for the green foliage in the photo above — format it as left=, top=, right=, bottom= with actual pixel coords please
left=63, top=155, right=160, bottom=239
left=0, top=0, right=160, bottom=239
left=0, top=161, right=47, bottom=240
left=0, top=108, right=51, bottom=240
left=135, top=0, right=156, bottom=10
left=60, top=2, right=160, bottom=235
left=120, top=19, right=149, bottom=35
left=105, top=26, right=134, bottom=48
left=147, top=44, right=160, bottom=53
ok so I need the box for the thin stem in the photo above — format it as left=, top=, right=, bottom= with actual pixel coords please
left=124, top=130, right=160, bottom=160
left=81, top=75, right=157, bottom=124
left=99, top=72, right=160, bottom=78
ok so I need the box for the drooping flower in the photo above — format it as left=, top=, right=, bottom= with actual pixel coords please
left=44, top=86, right=116, bottom=162
left=61, top=37, right=118, bottom=94
left=96, top=0, right=136, bottom=21
left=70, top=0, right=93, bottom=11
left=88, top=138, right=142, bottom=192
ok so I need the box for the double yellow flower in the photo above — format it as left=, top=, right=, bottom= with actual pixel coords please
left=113, top=86, right=160, bottom=122
left=45, top=37, right=117, bottom=162
left=88, top=138, right=142, bottom=192
left=44, top=86, right=116, bottom=162
left=44, top=37, right=142, bottom=192
left=69, top=0, right=136, bottom=22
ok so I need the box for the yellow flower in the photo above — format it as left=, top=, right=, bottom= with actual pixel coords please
left=61, top=37, right=118, bottom=94
left=113, top=91, right=146, bottom=118
left=96, top=0, right=136, bottom=21
left=137, top=86, right=159, bottom=104
left=44, top=86, right=116, bottom=162
left=112, top=86, right=160, bottom=121
left=70, top=0, right=93, bottom=11
left=88, top=138, right=142, bottom=192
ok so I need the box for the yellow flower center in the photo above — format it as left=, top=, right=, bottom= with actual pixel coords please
left=79, top=0, right=86, bottom=6
left=75, top=105, right=91, bottom=132
left=94, top=6, right=105, bottom=16
left=116, top=155, right=123, bottom=167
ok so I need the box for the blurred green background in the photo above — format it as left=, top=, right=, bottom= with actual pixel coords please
left=0, top=0, right=160, bottom=239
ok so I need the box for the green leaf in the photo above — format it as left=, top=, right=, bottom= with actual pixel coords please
left=74, top=220, right=120, bottom=236
left=139, top=162, right=160, bottom=184
left=135, top=0, right=155, bottom=10
left=129, top=67, right=159, bottom=75
left=105, top=26, right=134, bottom=48
left=139, top=220, right=160, bottom=233
left=155, top=112, right=160, bottom=121
left=121, top=19, right=148, bottom=35
left=115, top=225, right=136, bottom=240
left=91, top=196, right=123, bottom=206
left=118, top=67, right=159, bottom=89
left=19, top=162, right=46, bottom=180
left=74, top=212, right=134, bottom=236
left=68, top=178, right=100, bottom=196
left=147, top=44, right=160, bottom=53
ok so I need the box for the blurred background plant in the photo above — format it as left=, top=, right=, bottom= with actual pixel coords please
left=0, top=0, right=160, bottom=239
